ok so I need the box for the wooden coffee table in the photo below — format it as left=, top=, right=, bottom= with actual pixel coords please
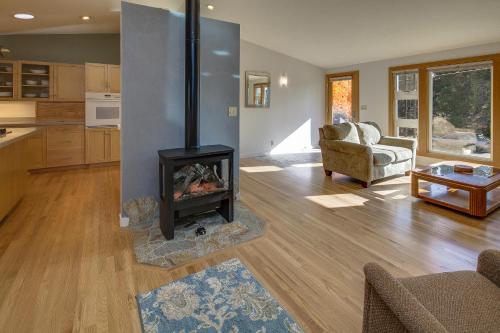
left=411, top=163, right=500, bottom=217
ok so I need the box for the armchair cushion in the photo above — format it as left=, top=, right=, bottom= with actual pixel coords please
left=321, top=139, right=372, bottom=155
left=372, top=144, right=413, bottom=166
left=323, top=123, right=360, bottom=144
left=400, top=271, right=500, bottom=333
left=364, top=263, right=448, bottom=333
left=356, top=122, right=382, bottom=145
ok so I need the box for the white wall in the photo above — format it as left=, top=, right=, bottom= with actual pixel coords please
left=240, top=40, right=324, bottom=157
left=327, top=42, right=500, bottom=135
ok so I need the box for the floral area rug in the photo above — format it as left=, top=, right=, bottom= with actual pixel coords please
left=136, top=258, right=304, bottom=333
left=124, top=198, right=265, bottom=268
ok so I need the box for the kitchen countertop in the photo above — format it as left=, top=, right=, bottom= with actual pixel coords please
left=0, top=127, right=39, bottom=149
left=0, top=117, right=85, bottom=127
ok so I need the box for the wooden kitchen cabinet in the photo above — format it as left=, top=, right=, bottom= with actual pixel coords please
left=26, top=128, right=47, bottom=169
left=0, top=60, right=18, bottom=101
left=108, top=129, right=121, bottom=161
left=46, top=125, right=85, bottom=167
left=0, top=137, right=28, bottom=221
left=85, top=63, right=107, bottom=93
left=53, top=64, right=85, bottom=101
left=18, top=61, right=53, bottom=101
left=85, top=128, right=120, bottom=164
left=85, top=128, right=107, bottom=163
left=85, top=63, right=120, bottom=93
left=107, top=65, right=121, bottom=93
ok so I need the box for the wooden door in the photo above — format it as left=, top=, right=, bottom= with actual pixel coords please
left=53, top=64, right=85, bottom=101
left=107, top=65, right=121, bottom=93
left=325, top=71, right=359, bottom=124
left=0, top=60, right=18, bottom=101
left=107, top=129, right=121, bottom=162
left=85, top=63, right=107, bottom=93
left=26, top=128, right=46, bottom=169
left=85, top=128, right=107, bottom=164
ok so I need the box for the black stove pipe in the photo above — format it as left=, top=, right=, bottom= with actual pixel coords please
left=185, top=0, right=200, bottom=149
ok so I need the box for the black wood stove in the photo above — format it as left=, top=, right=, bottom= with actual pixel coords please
left=158, top=0, right=234, bottom=240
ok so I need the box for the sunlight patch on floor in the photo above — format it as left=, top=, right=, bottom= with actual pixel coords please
left=305, top=194, right=369, bottom=208
left=373, top=189, right=400, bottom=196
left=391, top=194, right=408, bottom=200
left=291, top=162, right=323, bottom=168
left=240, top=166, right=284, bottom=173
left=373, top=177, right=411, bottom=186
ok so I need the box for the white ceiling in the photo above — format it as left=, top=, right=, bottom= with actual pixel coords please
left=2, top=0, right=500, bottom=68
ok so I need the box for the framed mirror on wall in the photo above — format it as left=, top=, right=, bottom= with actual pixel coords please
left=245, top=71, right=270, bottom=108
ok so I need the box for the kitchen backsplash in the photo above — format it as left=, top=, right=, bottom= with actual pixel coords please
left=0, top=102, right=36, bottom=118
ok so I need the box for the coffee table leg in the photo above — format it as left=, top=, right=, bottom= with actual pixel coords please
left=411, top=174, right=419, bottom=197
left=469, top=189, right=487, bottom=217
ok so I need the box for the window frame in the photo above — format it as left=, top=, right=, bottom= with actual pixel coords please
left=388, top=53, right=500, bottom=167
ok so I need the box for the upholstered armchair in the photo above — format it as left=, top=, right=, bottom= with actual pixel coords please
left=318, top=122, right=417, bottom=187
left=362, top=250, right=500, bottom=333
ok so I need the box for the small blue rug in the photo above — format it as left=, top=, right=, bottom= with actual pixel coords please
left=136, top=258, right=305, bottom=333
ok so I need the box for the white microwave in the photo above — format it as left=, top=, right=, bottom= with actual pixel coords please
left=85, top=92, right=121, bottom=127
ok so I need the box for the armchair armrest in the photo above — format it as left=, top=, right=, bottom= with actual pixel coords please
left=363, top=263, right=448, bottom=333
left=379, top=136, right=418, bottom=151
left=477, top=249, right=500, bottom=287
left=320, top=139, right=372, bottom=155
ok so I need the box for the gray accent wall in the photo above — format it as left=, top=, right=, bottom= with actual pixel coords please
left=121, top=2, right=240, bottom=208
left=0, top=34, right=120, bottom=64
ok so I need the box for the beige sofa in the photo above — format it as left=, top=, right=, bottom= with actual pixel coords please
left=319, top=122, right=417, bottom=187
left=362, top=250, right=500, bottom=333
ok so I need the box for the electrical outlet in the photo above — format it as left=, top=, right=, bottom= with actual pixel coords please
left=361, top=105, right=368, bottom=111
left=228, top=106, right=238, bottom=117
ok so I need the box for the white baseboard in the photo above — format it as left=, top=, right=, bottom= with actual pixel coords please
left=119, top=214, right=129, bottom=228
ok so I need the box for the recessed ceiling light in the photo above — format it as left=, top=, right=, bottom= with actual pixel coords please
left=81, top=15, right=91, bottom=21
left=207, top=4, right=215, bottom=11
left=13, top=13, right=34, bottom=20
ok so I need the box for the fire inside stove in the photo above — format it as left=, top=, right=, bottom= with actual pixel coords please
left=173, top=162, right=228, bottom=201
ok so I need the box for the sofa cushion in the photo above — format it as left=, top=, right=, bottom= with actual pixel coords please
left=400, top=271, right=500, bottom=333
left=356, top=122, right=381, bottom=145
left=372, top=144, right=413, bottom=166
left=323, top=123, right=360, bottom=144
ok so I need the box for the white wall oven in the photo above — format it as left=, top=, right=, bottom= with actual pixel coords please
left=85, top=92, right=121, bottom=127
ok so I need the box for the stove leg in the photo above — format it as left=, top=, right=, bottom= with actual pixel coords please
left=159, top=161, right=175, bottom=240
left=160, top=207, right=175, bottom=240
left=217, top=197, right=234, bottom=223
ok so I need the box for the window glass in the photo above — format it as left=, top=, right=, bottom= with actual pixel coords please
left=429, top=64, right=492, bottom=159
left=394, top=71, right=419, bottom=138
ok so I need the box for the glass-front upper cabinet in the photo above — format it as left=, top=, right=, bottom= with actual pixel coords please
left=0, top=60, right=18, bottom=101
left=19, top=61, right=52, bottom=101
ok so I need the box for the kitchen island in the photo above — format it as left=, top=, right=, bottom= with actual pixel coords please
left=0, top=128, right=38, bottom=221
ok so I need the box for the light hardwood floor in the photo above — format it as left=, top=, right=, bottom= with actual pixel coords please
left=0, top=157, right=499, bottom=332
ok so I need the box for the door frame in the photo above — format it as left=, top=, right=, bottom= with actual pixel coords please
left=325, top=71, right=360, bottom=124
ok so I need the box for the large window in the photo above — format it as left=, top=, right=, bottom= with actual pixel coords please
left=394, top=71, right=419, bottom=138
left=429, top=62, right=492, bottom=159
left=390, top=54, right=499, bottom=166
